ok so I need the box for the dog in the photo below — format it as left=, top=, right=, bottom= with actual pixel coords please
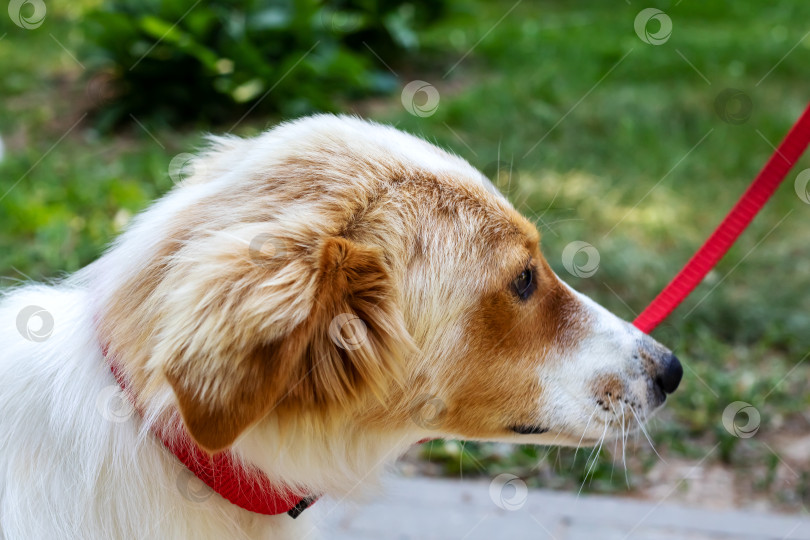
left=0, top=115, right=681, bottom=539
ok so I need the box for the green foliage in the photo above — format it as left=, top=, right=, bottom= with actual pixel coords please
left=82, top=0, right=450, bottom=128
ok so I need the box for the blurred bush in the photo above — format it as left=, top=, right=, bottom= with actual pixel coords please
left=83, top=0, right=451, bottom=129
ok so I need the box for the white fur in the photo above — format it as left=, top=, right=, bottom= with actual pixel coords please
left=0, top=284, right=322, bottom=539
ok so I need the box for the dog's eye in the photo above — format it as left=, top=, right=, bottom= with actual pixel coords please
left=512, top=267, right=535, bottom=300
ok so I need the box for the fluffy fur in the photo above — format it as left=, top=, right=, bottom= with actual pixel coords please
left=0, top=115, right=678, bottom=539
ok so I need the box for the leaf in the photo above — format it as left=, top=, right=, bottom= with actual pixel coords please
left=248, top=7, right=291, bottom=30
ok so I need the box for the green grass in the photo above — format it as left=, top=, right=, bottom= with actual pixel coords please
left=2, top=0, right=809, bottom=510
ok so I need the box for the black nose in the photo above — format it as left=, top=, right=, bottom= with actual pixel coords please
left=655, top=353, right=683, bottom=394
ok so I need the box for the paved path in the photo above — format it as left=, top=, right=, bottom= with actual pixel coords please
left=311, top=476, right=810, bottom=540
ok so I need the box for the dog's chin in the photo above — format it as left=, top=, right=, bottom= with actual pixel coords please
left=464, top=430, right=604, bottom=447
left=493, top=424, right=643, bottom=448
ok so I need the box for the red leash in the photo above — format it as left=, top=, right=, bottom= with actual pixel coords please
left=634, top=102, right=810, bottom=333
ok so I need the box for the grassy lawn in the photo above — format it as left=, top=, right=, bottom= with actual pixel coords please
left=2, top=1, right=809, bottom=511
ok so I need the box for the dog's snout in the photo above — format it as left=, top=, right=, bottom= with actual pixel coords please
left=654, top=353, right=682, bottom=395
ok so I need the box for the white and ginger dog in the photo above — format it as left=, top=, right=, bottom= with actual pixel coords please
left=0, top=115, right=681, bottom=539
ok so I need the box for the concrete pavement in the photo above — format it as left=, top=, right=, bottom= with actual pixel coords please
left=310, top=476, right=810, bottom=540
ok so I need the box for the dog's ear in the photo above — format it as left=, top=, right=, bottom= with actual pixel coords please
left=159, top=227, right=414, bottom=452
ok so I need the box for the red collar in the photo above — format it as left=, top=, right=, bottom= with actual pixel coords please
left=107, top=359, right=315, bottom=518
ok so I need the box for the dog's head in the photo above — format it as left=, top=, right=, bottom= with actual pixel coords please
left=98, top=115, right=680, bottom=458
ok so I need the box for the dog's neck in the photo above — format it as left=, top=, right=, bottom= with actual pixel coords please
left=106, top=355, right=316, bottom=518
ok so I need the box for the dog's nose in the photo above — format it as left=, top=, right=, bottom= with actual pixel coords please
left=654, top=353, right=683, bottom=394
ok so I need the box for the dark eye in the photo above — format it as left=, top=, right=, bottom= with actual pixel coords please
left=512, top=267, right=535, bottom=300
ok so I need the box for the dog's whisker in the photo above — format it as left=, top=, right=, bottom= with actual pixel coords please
left=620, top=402, right=630, bottom=487
left=572, top=405, right=600, bottom=470
left=579, top=422, right=608, bottom=496
left=611, top=429, right=619, bottom=482
left=591, top=427, right=608, bottom=488
left=542, top=217, right=584, bottom=227
left=531, top=430, right=564, bottom=473
left=584, top=419, right=606, bottom=469
left=536, top=186, right=561, bottom=220
left=606, top=396, right=618, bottom=483
left=629, top=404, right=665, bottom=464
